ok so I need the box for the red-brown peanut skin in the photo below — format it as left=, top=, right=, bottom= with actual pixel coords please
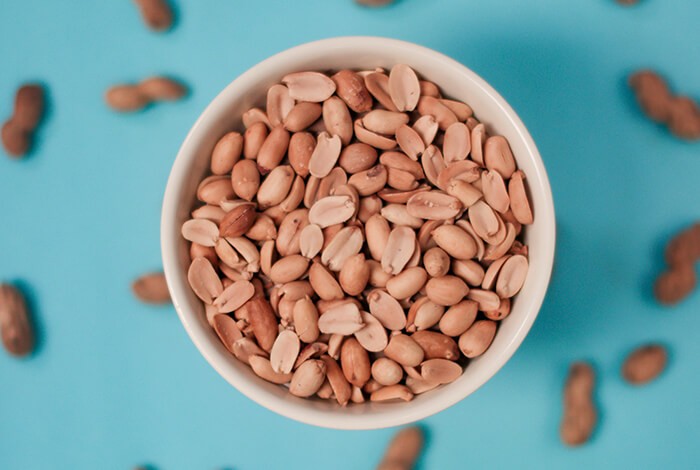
left=622, top=344, right=668, bottom=385
left=134, top=0, right=173, bottom=31
left=13, top=84, right=45, bottom=129
left=105, top=85, right=149, bottom=112
left=340, top=337, right=371, bottom=387
left=560, top=362, right=597, bottom=447
left=2, top=84, right=45, bottom=157
left=242, top=298, right=278, bottom=352
left=0, top=284, right=34, bottom=357
left=1, top=121, right=29, bottom=157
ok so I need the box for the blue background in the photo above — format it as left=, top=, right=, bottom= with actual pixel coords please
left=1, top=0, right=699, bottom=468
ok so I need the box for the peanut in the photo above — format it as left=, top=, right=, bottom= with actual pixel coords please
left=412, top=330, right=459, bottom=361
left=629, top=70, right=700, bottom=140
left=655, top=266, right=696, bottom=305
left=0, top=284, right=34, bottom=356
left=290, top=359, right=326, bottom=397
left=332, top=70, right=373, bottom=113
left=622, top=344, right=668, bottom=385
left=655, top=223, right=700, bottom=305
left=2, top=84, right=45, bottom=158
left=560, top=362, right=597, bottom=446
left=219, top=203, right=257, bottom=238
left=665, top=223, right=700, bottom=267
left=131, top=272, right=171, bottom=304
left=133, top=0, right=173, bottom=31
left=105, top=76, right=186, bottom=112
left=340, top=337, right=371, bottom=387
left=377, top=426, right=424, bottom=470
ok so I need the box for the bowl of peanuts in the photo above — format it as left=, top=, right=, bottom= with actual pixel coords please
left=162, top=36, right=556, bottom=429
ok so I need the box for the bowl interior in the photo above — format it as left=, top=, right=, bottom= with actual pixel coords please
left=162, top=37, right=555, bottom=430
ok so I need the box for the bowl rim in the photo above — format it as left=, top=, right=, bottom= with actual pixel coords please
left=162, top=36, right=556, bottom=430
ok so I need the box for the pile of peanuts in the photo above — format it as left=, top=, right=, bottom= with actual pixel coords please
left=629, top=70, right=700, bottom=140
left=181, top=64, right=534, bottom=403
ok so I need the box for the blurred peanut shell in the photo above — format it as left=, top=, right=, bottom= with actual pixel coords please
left=132, top=272, right=171, bottom=304
left=0, top=284, right=34, bottom=357
left=622, top=344, right=668, bottom=385
left=134, top=0, right=173, bottom=31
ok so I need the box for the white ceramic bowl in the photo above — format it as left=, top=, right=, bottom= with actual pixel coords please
left=162, top=37, right=555, bottom=430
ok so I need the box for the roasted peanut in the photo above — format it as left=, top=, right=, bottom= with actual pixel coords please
left=0, top=284, right=34, bottom=356
left=622, top=344, right=668, bottom=385
left=2, top=84, right=45, bottom=158
left=655, top=222, right=700, bottom=305
left=340, top=337, right=371, bottom=387
left=133, top=0, right=173, bottom=31
left=412, top=330, right=459, bottom=361
left=560, top=362, right=597, bottom=446
left=377, top=426, right=424, bottom=470
left=132, top=272, right=171, bottom=304
left=219, top=203, right=257, bottom=238
left=105, top=76, right=186, bottom=112
left=211, top=132, right=243, bottom=175
left=290, top=360, right=327, bottom=397
left=629, top=70, right=700, bottom=140
left=332, top=70, right=373, bottom=113
left=665, top=223, right=700, bottom=267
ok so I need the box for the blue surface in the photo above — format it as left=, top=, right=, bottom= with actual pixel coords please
left=1, top=1, right=699, bottom=468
